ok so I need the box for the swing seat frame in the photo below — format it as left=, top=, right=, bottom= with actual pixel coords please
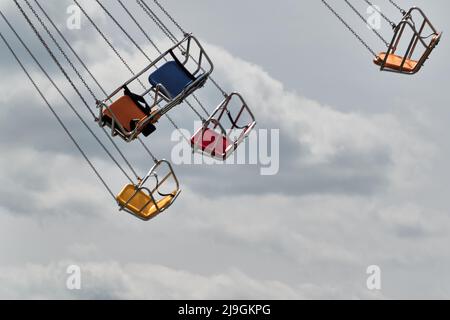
left=191, top=92, right=256, bottom=160
left=97, top=34, right=213, bottom=142
left=97, top=87, right=165, bottom=142
left=116, top=160, right=181, bottom=221
left=375, top=7, right=442, bottom=74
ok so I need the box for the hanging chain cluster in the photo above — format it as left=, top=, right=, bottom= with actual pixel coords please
left=0, top=8, right=116, bottom=199
left=344, top=0, right=390, bottom=47
left=321, top=0, right=377, bottom=57
left=388, top=0, right=407, bottom=15
left=321, top=0, right=408, bottom=56
left=363, top=0, right=396, bottom=29
left=3, top=0, right=200, bottom=197
left=19, top=0, right=141, bottom=182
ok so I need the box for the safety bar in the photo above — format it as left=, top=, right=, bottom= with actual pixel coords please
left=381, top=7, right=442, bottom=74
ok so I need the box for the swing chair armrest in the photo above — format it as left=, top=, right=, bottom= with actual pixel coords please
left=139, top=159, right=180, bottom=190
left=209, top=92, right=257, bottom=127
left=139, top=186, right=180, bottom=215
left=229, top=92, right=257, bottom=123
left=188, top=35, right=214, bottom=76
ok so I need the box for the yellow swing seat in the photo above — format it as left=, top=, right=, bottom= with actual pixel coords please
left=116, top=184, right=176, bottom=220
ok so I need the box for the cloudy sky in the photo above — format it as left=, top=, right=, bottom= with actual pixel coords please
left=0, top=0, right=449, bottom=299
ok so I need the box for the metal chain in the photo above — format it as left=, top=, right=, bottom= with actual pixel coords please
left=140, top=0, right=229, bottom=98
left=35, top=0, right=166, bottom=181
left=363, top=0, right=396, bottom=28
left=138, top=138, right=158, bottom=163
left=137, top=0, right=176, bottom=42
left=72, top=0, right=147, bottom=91
left=388, top=0, right=407, bottom=15
left=153, top=0, right=186, bottom=35
left=344, top=0, right=390, bottom=47
left=16, top=0, right=140, bottom=182
left=0, top=28, right=116, bottom=200
left=34, top=0, right=109, bottom=99
left=321, top=0, right=377, bottom=57
left=18, top=0, right=93, bottom=117
left=23, top=0, right=98, bottom=108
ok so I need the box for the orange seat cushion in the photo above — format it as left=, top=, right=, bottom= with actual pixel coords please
left=103, top=96, right=147, bottom=132
left=374, top=53, right=418, bottom=73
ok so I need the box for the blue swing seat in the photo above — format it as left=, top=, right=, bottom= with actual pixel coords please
left=148, top=59, right=196, bottom=100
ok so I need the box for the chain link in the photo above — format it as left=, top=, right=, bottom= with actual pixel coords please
left=24, top=0, right=99, bottom=108
left=388, top=0, right=407, bottom=15
left=321, top=0, right=377, bottom=57
left=363, top=0, right=396, bottom=28
left=344, top=0, right=390, bottom=47
left=73, top=0, right=147, bottom=91
left=34, top=0, right=109, bottom=98
left=153, top=0, right=186, bottom=35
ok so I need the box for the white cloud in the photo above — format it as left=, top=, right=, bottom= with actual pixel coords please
left=0, top=261, right=385, bottom=299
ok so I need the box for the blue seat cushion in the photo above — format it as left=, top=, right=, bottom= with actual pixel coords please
left=148, top=61, right=196, bottom=99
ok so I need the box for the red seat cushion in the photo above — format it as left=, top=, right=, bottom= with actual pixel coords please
left=191, top=128, right=232, bottom=157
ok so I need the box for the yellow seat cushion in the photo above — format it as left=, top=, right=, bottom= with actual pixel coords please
left=374, top=53, right=418, bottom=73
left=116, top=184, right=175, bottom=220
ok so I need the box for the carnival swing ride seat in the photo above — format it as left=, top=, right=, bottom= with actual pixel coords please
left=97, top=34, right=213, bottom=142
left=322, top=0, right=442, bottom=75
left=116, top=160, right=181, bottom=221
left=374, top=7, right=442, bottom=74
left=191, top=93, right=256, bottom=160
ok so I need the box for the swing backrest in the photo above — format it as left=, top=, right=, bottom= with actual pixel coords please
left=148, top=58, right=196, bottom=99
left=148, top=35, right=213, bottom=102
left=376, top=7, right=442, bottom=74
